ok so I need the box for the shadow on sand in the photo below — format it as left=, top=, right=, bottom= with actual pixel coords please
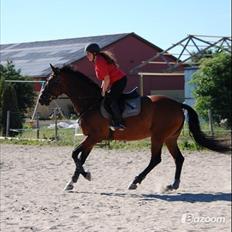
left=141, top=192, right=231, bottom=203
left=68, top=191, right=231, bottom=203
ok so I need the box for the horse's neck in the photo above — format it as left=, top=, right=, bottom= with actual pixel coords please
left=67, top=92, right=98, bottom=114
left=64, top=79, right=100, bottom=114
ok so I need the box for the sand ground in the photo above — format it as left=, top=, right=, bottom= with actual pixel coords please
left=0, top=144, right=231, bottom=232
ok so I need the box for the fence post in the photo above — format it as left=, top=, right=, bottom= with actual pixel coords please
left=139, top=75, right=144, bottom=96
left=54, top=108, right=58, bottom=140
left=36, top=113, right=40, bottom=139
left=6, top=110, right=10, bottom=137
left=208, top=109, right=214, bottom=136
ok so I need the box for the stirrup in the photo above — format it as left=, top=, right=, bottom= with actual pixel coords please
left=118, top=123, right=126, bottom=131
left=109, top=125, right=116, bottom=131
left=109, top=123, right=126, bottom=131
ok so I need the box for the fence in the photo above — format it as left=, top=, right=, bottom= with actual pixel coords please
left=1, top=109, right=77, bottom=143
left=1, top=108, right=231, bottom=146
left=1, top=108, right=111, bottom=147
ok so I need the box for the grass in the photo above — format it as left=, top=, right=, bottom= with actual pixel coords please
left=0, top=129, right=200, bottom=151
left=1, top=122, right=230, bottom=151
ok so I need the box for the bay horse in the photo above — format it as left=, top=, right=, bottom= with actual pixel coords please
left=39, top=64, right=230, bottom=191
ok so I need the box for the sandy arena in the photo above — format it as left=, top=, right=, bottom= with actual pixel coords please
left=0, top=144, right=231, bottom=232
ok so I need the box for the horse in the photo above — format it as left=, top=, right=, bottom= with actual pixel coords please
left=39, top=64, right=230, bottom=191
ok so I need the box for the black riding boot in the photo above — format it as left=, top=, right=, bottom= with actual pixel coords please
left=110, top=101, right=126, bottom=131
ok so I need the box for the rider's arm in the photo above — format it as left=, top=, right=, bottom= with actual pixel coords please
left=101, top=75, right=110, bottom=96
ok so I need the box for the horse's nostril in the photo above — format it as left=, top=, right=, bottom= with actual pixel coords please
left=39, top=98, right=45, bottom=105
left=39, top=93, right=49, bottom=105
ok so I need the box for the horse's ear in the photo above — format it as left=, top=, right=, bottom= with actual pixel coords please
left=50, top=64, right=57, bottom=73
left=50, top=64, right=61, bottom=75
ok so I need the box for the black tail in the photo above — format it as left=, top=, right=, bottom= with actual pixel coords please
left=181, top=103, right=231, bottom=153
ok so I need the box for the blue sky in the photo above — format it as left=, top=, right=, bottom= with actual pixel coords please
left=1, top=0, right=231, bottom=50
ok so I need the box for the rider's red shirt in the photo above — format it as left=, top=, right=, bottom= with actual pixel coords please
left=94, top=55, right=126, bottom=86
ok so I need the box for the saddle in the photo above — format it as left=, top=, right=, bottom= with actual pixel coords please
left=101, top=87, right=141, bottom=119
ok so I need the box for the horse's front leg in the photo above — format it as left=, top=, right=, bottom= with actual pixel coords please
left=64, top=136, right=95, bottom=191
left=72, top=148, right=92, bottom=182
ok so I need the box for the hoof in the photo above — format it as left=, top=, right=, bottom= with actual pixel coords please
left=128, top=182, right=137, bottom=190
left=166, top=180, right=180, bottom=191
left=165, top=184, right=175, bottom=191
left=84, top=171, right=91, bottom=181
left=64, top=181, right=74, bottom=191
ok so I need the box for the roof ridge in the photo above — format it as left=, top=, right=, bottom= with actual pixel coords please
left=0, top=32, right=134, bottom=77
left=0, top=32, right=131, bottom=46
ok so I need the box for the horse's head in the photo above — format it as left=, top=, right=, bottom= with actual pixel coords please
left=39, top=64, right=64, bottom=105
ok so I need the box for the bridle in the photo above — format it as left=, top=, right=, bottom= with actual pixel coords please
left=42, top=68, right=103, bottom=120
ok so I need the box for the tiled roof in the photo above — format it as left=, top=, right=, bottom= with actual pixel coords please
left=0, top=33, right=130, bottom=77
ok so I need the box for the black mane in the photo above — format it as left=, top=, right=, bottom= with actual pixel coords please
left=60, top=65, right=100, bottom=91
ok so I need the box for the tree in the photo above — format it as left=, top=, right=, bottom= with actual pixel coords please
left=1, top=84, right=22, bottom=136
left=0, top=61, right=35, bottom=113
left=191, top=52, right=231, bottom=128
left=0, top=77, right=5, bottom=132
left=189, top=49, right=213, bottom=65
left=0, top=61, right=36, bottom=135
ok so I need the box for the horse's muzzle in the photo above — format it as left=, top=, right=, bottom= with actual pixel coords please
left=39, top=92, right=52, bottom=106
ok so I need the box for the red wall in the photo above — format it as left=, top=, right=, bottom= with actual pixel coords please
left=34, top=77, right=47, bottom=92
left=72, top=34, right=184, bottom=96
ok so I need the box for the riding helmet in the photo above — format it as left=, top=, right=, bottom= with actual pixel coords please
left=85, top=43, right=101, bottom=54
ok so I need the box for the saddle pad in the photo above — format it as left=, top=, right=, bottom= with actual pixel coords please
left=101, top=97, right=141, bottom=119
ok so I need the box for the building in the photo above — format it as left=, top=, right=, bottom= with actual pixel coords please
left=0, top=32, right=184, bottom=118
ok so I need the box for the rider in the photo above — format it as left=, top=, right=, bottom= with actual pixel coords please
left=85, top=43, right=127, bottom=131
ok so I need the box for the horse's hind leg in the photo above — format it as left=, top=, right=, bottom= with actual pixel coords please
left=165, top=137, right=185, bottom=190
left=128, top=139, right=163, bottom=190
